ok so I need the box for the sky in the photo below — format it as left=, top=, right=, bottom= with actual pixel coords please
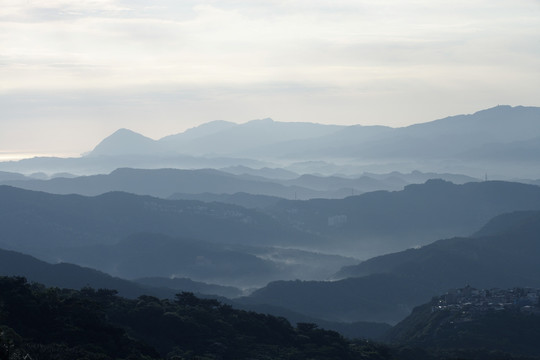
left=1, top=0, right=540, bottom=157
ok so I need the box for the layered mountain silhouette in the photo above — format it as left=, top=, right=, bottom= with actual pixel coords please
left=0, top=247, right=174, bottom=298
left=0, top=245, right=386, bottom=340
left=3, top=179, right=540, bottom=272
left=336, top=209, right=540, bottom=285
left=3, top=178, right=540, bottom=306
left=0, top=186, right=359, bottom=287
left=0, top=167, right=479, bottom=200
left=240, top=210, right=540, bottom=324
left=3, top=105, right=540, bottom=358
left=0, top=243, right=245, bottom=298
left=1, top=105, right=539, bottom=177
left=56, top=233, right=356, bottom=288
left=86, top=105, right=540, bottom=162
left=1, top=168, right=326, bottom=199
left=262, top=179, right=540, bottom=256
left=88, top=118, right=342, bottom=159
left=0, top=185, right=319, bottom=254
left=0, top=170, right=27, bottom=181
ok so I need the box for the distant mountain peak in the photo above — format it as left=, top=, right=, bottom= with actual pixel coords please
left=111, top=128, right=142, bottom=136
left=97, top=128, right=154, bottom=143
left=89, top=128, right=158, bottom=157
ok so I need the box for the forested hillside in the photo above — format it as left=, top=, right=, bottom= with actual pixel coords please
left=0, top=276, right=392, bottom=360
left=386, top=287, right=540, bottom=357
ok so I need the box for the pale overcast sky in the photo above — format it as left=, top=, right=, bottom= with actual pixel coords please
left=1, top=0, right=539, bottom=156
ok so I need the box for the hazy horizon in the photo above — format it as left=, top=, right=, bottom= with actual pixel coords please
left=1, top=104, right=536, bottom=161
left=2, top=1, right=540, bottom=155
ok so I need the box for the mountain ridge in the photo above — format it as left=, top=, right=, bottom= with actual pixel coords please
left=2, top=105, right=540, bottom=177
left=87, top=105, right=540, bottom=160
left=0, top=247, right=173, bottom=299
left=240, top=209, right=540, bottom=324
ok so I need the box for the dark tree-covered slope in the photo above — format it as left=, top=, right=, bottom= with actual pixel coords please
left=1, top=277, right=534, bottom=360
left=0, top=276, right=394, bottom=360
left=134, top=277, right=243, bottom=299
left=386, top=292, right=540, bottom=357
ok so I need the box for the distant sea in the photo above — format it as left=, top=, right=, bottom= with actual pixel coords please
left=0, top=152, right=79, bottom=162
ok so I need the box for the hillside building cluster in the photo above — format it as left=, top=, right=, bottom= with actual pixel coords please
left=432, top=285, right=540, bottom=315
